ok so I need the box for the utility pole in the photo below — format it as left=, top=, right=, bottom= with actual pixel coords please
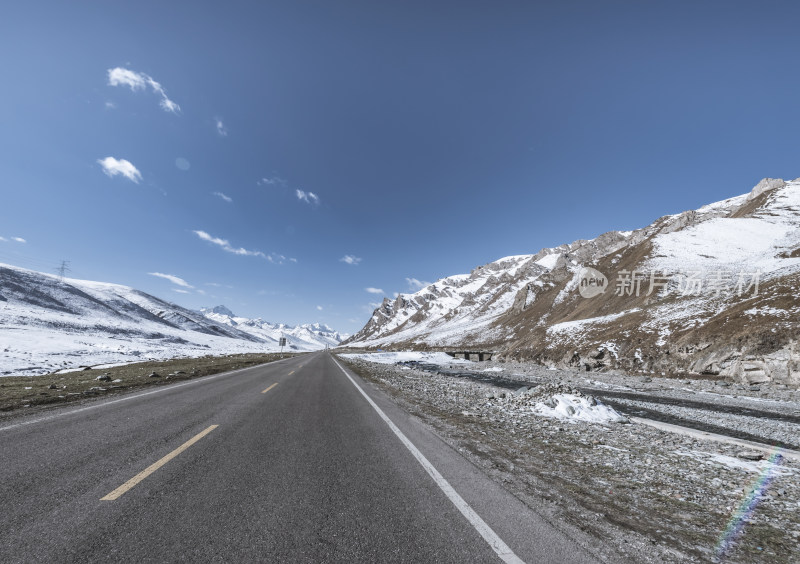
left=55, top=260, right=71, bottom=281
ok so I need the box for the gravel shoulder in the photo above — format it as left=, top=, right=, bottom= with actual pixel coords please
left=338, top=355, right=800, bottom=563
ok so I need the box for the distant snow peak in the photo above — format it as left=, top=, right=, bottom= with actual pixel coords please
left=196, top=306, right=345, bottom=350
left=201, top=305, right=235, bottom=317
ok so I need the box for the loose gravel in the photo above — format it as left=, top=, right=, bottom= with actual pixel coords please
left=340, top=355, right=800, bottom=564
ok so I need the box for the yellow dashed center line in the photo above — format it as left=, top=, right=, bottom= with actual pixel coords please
left=101, top=425, right=219, bottom=501
left=261, top=382, right=279, bottom=394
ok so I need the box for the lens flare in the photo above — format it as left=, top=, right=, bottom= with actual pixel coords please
left=715, top=448, right=783, bottom=560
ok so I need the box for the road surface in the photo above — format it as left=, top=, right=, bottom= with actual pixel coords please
left=0, top=352, right=603, bottom=563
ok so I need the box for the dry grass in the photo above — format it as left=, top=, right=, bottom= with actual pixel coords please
left=0, top=352, right=302, bottom=417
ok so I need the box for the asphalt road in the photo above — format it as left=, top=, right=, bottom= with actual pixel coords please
left=0, top=352, right=603, bottom=563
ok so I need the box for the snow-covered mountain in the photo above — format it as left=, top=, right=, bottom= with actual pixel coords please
left=0, top=265, right=343, bottom=376
left=199, top=307, right=347, bottom=350
left=344, top=178, right=800, bottom=388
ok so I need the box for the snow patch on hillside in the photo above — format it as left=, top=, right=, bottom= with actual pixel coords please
left=0, top=264, right=343, bottom=376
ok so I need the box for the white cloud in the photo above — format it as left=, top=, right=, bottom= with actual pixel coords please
left=257, top=176, right=286, bottom=187
left=193, top=230, right=266, bottom=258
left=296, top=189, right=320, bottom=205
left=393, top=292, right=399, bottom=298
left=340, top=255, right=362, bottom=266
left=215, top=118, right=227, bottom=136
left=11, top=237, right=26, bottom=243
left=213, top=191, right=232, bottom=203
left=266, top=253, right=288, bottom=264
left=365, top=287, right=384, bottom=295
left=108, top=67, right=147, bottom=90
left=0, top=237, right=6, bottom=242
left=148, top=272, right=193, bottom=288
left=316, top=305, right=323, bottom=311
left=97, top=157, right=142, bottom=183
left=105, top=101, right=116, bottom=109
left=107, top=67, right=180, bottom=114
left=173, top=289, right=190, bottom=294
left=406, top=277, right=431, bottom=291
left=360, top=303, right=381, bottom=314
left=289, top=258, right=297, bottom=263
left=159, top=97, right=180, bottom=114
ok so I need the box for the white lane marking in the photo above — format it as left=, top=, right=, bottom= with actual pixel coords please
left=0, top=357, right=302, bottom=433
left=333, top=358, right=524, bottom=564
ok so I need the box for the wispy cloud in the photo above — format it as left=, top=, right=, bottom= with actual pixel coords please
left=406, top=277, right=431, bottom=291
left=11, top=237, right=26, bottom=243
left=215, top=118, right=227, bottom=136
left=0, top=237, right=6, bottom=242
left=266, top=253, right=287, bottom=264
left=212, top=191, right=232, bottom=203
left=107, top=67, right=180, bottom=114
left=296, top=189, right=320, bottom=205
left=148, top=272, right=193, bottom=288
left=173, top=288, right=190, bottom=294
left=360, top=302, right=382, bottom=314
left=365, top=287, right=384, bottom=295
left=193, top=230, right=266, bottom=258
left=257, top=176, right=286, bottom=187
left=105, top=101, right=116, bottom=109
left=316, top=305, right=323, bottom=311
left=340, top=255, right=362, bottom=266
left=97, top=157, right=142, bottom=183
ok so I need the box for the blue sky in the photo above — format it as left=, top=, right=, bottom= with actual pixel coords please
left=2, top=1, right=800, bottom=334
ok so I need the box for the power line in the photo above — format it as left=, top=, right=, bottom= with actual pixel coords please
left=0, top=251, right=54, bottom=271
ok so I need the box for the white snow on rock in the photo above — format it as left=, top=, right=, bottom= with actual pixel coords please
left=342, top=254, right=540, bottom=348
left=531, top=393, right=629, bottom=424
left=339, top=351, right=472, bottom=366
left=546, top=309, right=640, bottom=336
left=535, top=253, right=560, bottom=270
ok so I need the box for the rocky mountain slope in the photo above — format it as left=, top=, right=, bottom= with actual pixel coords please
left=0, top=264, right=342, bottom=376
left=343, top=178, right=800, bottom=388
